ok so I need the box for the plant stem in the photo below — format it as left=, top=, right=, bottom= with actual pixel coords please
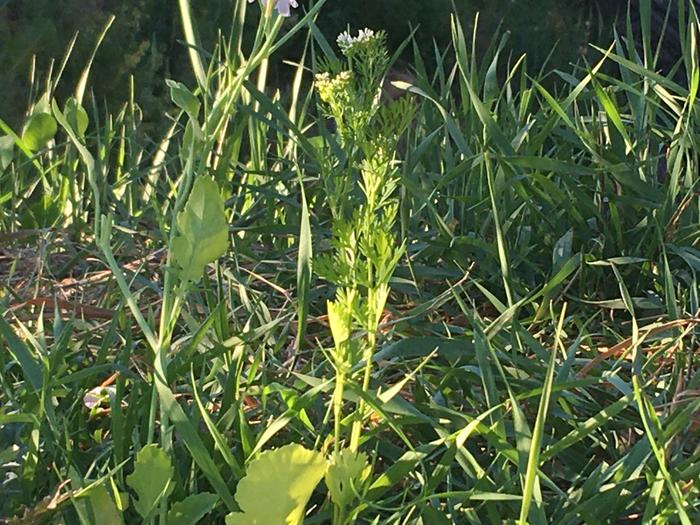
left=349, top=327, right=376, bottom=452
left=333, top=370, right=345, bottom=456
left=332, top=358, right=347, bottom=525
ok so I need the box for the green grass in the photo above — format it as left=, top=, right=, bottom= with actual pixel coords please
left=1, top=0, right=700, bottom=523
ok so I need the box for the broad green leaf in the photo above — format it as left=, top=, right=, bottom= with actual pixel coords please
left=325, top=449, right=370, bottom=508
left=126, top=444, right=174, bottom=520
left=171, top=176, right=229, bottom=284
left=0, top=135, right=14, bottom=169
left=167, top=493, right=219, bottom=525
left=225, top=444, right=326, bottom=525
left=64, top=97, right=89, bottom=137
left=21, top=112, right=57, bottom=151
left=86, top=484, right=123, bottom=525
left=166, top=79, right=201, bottom=120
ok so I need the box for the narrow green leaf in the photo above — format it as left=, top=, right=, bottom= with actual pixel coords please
left=295, top=186, right=312, bottom=351
left=75, top=15, right=115, bottom=105
left=177, top=0, right=207, bottom=91
left=0, top=314, right=43, bottom=391
left=190, top=367, right=244, bottom=478
left=367, top=449, right=429, bottom=501
left=519, top=310, right=562, bottom=524
left=153, top=356, right=235, bottom=509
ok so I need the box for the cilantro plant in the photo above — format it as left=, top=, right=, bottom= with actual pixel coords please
left=315, top=28, right=415, bottom=472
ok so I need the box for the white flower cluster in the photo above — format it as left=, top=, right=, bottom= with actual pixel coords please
left=248, top=0, right=298, bottom=17
left=337, top=28, right=376, bottom=52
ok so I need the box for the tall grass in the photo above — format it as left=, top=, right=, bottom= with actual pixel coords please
left=1, top=0, right=699, bottom=523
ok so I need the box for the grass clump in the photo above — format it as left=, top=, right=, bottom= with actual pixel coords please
left=1, top=0, right=700, bottom=523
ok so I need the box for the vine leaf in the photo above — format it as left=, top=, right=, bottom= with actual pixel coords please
left=225, top=444, right=326, bottom=525
left=126, top=444, right=174, bottom=520
left=171, top=176, right=229, bottom=285
left=167, top=493, right=219, bottom=525
left=325, top=449, right=370, bottom=508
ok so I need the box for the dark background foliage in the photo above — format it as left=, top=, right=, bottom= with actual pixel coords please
left=0, top=0, right=641, bottom=127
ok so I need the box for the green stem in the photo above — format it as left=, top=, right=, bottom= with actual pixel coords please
left=332, top=355, right=347, bottom=524
left=96, top=216, right=176, bottom=524
left=333, top=371, right=345, bottom=456
left=349, top=328, right=376, bottom=452
left=97, top=218, right=159, bottom=353
left=336, top=506, right=347, bottom=525
left=146, top=386, right=158, bottom=444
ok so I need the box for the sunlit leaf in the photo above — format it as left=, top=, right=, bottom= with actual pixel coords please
left=295, top=187, right=312, bottom=351
left=225, top=444, right=326, bottom=525
left=171, top=176, right=229, bottom=284
left=166, top=79, right=201, bottom=120
left=325, top=449, right=370, bottom=508
left=126, top=444, right=174, bottom=520
left=21, top=112, right=57, bottom=151
left=327, top=299, right=351, bottom=347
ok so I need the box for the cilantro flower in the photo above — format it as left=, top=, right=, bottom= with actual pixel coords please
left=336, top=28, right=377, bottom=52
left=356, top=28, right=375, bottom=43
left=248, top=0, right=298, bottom=17
left=337, top=31, right=354, bottom=51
